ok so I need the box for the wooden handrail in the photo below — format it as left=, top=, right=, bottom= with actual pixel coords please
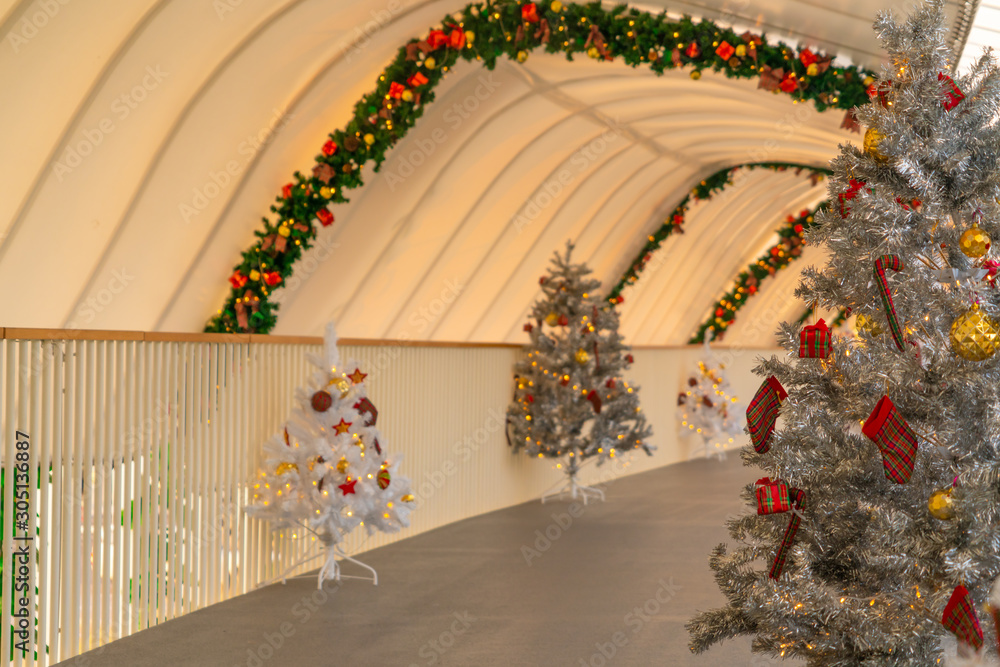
left=0, top=327, right=777, bottom=350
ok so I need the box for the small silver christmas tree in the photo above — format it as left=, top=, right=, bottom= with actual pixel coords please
left=508, top=242, right=652, bottom=503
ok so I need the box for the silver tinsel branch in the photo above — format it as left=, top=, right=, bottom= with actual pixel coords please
left=688, top=1, right=1000, bottom=664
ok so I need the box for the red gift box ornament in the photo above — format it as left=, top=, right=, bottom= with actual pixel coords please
left=685, top=41, right=700, bottom=59
left=939, top=72, right=965, bottom=111
left=755, top=477, right=790, bottom=514
left=747, top=376, right=787, bottom=453
left=407, top=72, right=429, bottom=88
left=862, top=395, right=918, bottom=484
left=943, top=585, right=983, bottom=651
left=521, top=3, right=539, bottom=23
left=799, top=318, right=832, bottom=358
left=316, top=209, right=334, bottom=227
left=714, top=41, right=734, bottom=60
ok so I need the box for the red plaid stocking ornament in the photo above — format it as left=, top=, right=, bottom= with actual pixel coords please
left=747, top=376, right=787, bottom=453
left=862, top=395, right=918, bottom=483
left=943, top=585, right=983, bottom=651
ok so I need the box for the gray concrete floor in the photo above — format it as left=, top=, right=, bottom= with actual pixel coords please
left=58, top=456, right=794, bottom=667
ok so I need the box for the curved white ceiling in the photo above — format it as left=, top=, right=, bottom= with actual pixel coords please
left=0, top=0, right=968, bottom=343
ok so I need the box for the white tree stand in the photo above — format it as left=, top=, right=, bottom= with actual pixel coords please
left=259, top=532, right=378, bottom=589
left=540, top=459, right=605, bottom=505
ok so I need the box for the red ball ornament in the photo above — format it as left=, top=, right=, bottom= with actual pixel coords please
left=606, top=379, right=615, bottom=388
left=539, top=276, right=547, bottom=285
left=558, top=315, right=569, bottom=326
left=625, top=354, right=634, bottom=364
left=311, top=390, right=333, bottom=412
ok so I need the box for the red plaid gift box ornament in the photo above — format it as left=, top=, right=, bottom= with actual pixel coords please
left=747, top=376, right=787, bottom=453
left=755, top=478, right=790, bottom=514
left=862, top=395, right=918, bottom=484
left=938, top=72, right=965, bottom=111
left=942, top=585, right=983, bottom=651
left=799, top=318, right=832, bottom=358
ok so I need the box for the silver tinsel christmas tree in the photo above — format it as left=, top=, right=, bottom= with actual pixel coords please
left=508, top=242, right=652, bottom=503
left=688, top=2, right=1000, bottom=663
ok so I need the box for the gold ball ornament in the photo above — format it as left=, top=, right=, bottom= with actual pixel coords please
left=249, top=269, right=261, bottom=281
left=928, top=488, right=955, bottom=520
left=950, top=303, right=1000, bottom=361
left=464, top=30, right=475, bottom=44
left=690, top=70, right=702, bottom=80
left=402, top=494, right=415, bottom=502
left=856, top=313, right=882, bottom=336
left=401, top=89, right=414, bottom=102
left=278, top=226, right=291, bottom=238
left=319, top=186, right=333, bottom=198
left=863, top=127, right=887, bottom=163
left=550, top=0, right=563, bottom=11
left=336, top=456, right=349, bottom=474
left=959, top=224, right=991, bottom=259
left=516, top=50, right=528, bottom=63
left=575, top=348, right=590, bottom=364
left=363, top=133, right=375, bottom=146
left=423, top=56, right=436, bottom=69
left=545, top=312, right=559, bottom=326
left=587, top=46, right=600, bottom=59
left=275, top=462, right=298, bottom=476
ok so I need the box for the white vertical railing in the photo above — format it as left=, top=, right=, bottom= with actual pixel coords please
left=0, top=330, right=777, bottom=666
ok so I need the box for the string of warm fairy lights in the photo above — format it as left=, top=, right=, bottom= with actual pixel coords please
left=205, top=1, right=873, bottom=335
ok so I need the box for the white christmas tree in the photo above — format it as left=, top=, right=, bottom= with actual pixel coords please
left=677, top=339, right=744, bottom=460
left=247, top=322, right=414, bottom=587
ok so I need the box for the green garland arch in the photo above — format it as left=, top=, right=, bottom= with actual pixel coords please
left=204, top=0, right=875, bottom=334
left=689, top=202, right=827, bottom=343
left=605, top=162, right=830, bottom=305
